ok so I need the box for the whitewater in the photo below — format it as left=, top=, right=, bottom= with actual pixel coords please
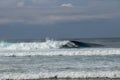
left=0, top=39, right=120, bottom=79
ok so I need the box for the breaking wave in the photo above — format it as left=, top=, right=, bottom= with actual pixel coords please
left=0, top=39, right=103, bottom=50
left=0, top=40, right=120, bottom=57
left=0, top=40, right=70, bottom=50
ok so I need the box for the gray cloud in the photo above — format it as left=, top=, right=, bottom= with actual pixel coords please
left=0, top=0, right=120, bottom=25
left=17, top=1, right=24, bottom=7
left=60, top=3, right=74, bottom=8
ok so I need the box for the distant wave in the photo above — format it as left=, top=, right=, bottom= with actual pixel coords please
left=0, top=39, right=103, bottom=50
left=0, top=39, right=119, bottom=57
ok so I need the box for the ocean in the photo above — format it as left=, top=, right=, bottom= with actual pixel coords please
left=0, top=38, right=120, bottom=79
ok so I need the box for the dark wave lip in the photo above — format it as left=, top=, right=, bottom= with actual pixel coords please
left=61, top=40, right=104, bottom=48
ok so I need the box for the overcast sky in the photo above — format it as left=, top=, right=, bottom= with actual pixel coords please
left=0, top=0, right=120, bottom=39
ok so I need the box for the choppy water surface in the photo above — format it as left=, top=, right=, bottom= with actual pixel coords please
left=0, top=38, right=120, bottom=79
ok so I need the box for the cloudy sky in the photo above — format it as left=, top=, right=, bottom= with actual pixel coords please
left=0, top=0, right=120, bottom=39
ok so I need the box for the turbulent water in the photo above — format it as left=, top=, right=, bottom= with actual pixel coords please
left=0, top=38, right=120, bottom=79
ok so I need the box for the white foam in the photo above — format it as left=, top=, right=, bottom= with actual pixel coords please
left=0, top=71, right=120, bottom=79
left=0, top=48, right=120, bottom=56
left=0, top=40, right=70, bottom=50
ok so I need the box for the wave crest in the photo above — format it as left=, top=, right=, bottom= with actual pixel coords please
left=0, top=39, right=103, bottom=50
left=0, top=40, right=71, bottom=50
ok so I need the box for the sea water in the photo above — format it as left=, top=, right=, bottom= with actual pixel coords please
left=0, top=38, right=120, bottom=79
